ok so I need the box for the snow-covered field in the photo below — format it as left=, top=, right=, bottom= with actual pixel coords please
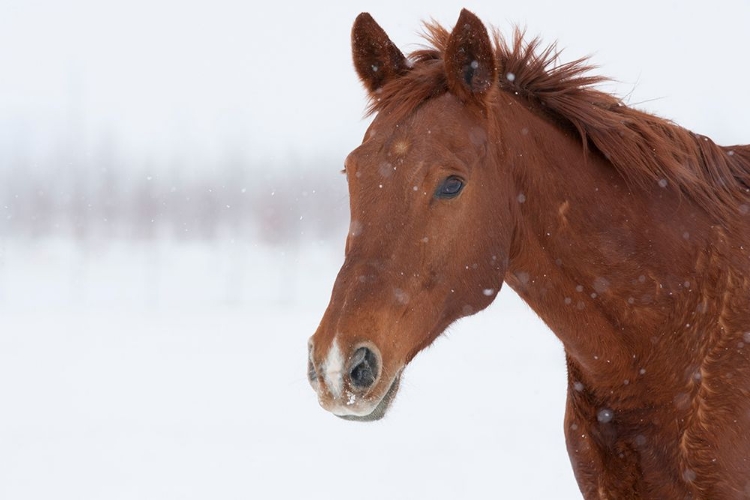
left=0, top=238, right=579, bottom=499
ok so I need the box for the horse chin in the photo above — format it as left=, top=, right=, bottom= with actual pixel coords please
left=338, top=374, right=401, bottom=422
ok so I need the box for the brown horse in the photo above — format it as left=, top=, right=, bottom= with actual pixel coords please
left=307, top=9, right=750, bottom=499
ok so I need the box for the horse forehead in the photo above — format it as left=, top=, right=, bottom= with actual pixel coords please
left=348, top=130, right=423, bottom=167
left=350, top=102, right=488, bottom=170
left=370, top=94, right=481, bottom=136
left=357, top=123, right=485, bottom=167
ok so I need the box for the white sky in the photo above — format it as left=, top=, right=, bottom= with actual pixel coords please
left=1, top=0, right=749, bottom=170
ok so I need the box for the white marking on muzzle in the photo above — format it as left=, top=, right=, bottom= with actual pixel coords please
left=323, top=337, right=345, bottom=399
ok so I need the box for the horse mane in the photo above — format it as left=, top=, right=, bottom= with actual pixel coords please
left=367, top=21, right=750, bottom=224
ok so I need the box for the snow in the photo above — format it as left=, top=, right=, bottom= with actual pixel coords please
left=0, top=238, right=578, bottom=499
left=597, top=409, right=614, bottom=424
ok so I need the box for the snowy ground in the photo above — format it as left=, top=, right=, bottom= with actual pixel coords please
left=0, top=238, right=580, bottom=499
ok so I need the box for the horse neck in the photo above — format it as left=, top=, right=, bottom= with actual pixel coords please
left=494, top=96, right=720, bottom=382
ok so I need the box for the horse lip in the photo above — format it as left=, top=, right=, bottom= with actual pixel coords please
left=337, top=373, right=402, bottom=422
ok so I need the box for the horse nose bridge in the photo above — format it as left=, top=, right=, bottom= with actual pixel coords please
left=321, top=259, right=431, bottom=349
left=337, top=255, right=423, bottom=299
left=328, top=259, right=391, bottom=310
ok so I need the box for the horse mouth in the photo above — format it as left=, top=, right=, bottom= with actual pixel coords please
left=338, top=373, right=401, bottom=422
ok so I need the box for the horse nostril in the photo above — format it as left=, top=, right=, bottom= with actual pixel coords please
left=308, top=358, right=318, bottom=384
left=349, top=346, right=379, bottom=389
left=308, top=342, right=318, bottom=386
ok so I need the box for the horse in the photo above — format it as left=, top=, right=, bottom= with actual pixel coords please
left=307, top=9, right=750, bottom=498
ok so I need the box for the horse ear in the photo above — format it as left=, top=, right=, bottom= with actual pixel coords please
left=352, top=13, right=409, bottom=94
left=444, top=9, right=497, bottom=103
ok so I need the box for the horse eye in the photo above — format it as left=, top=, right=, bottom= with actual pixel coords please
left=435, top=176, right=465, bottom=199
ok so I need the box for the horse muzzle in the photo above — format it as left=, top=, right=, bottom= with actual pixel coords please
left=308, top=339, right=401, bottom=421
